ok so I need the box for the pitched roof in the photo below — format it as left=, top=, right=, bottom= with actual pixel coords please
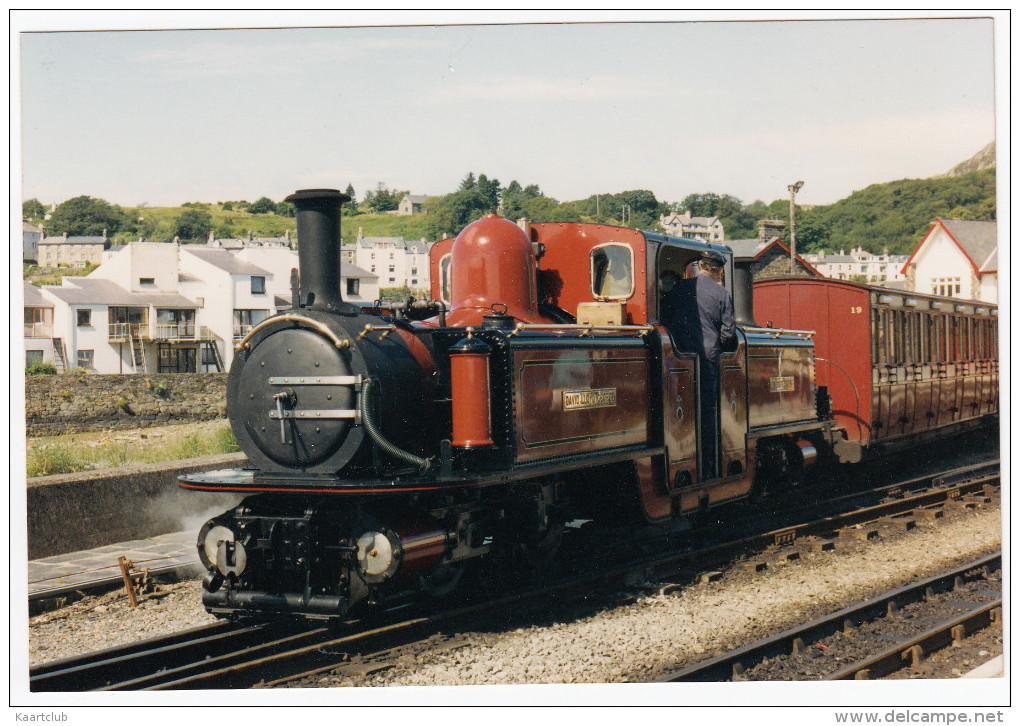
left=23, top=281, right=49, bottom=306
left=727, top=237, right=822, bottom=275
left=940, top=219, right=997, bottom=272
left=39, top=236, right=107, bottom=245
left=343, top=263, right=377, bottom=279
left=901, top=218, right=998, bottom=275
left=725, top=238, right=768, bottom=258
left=183, top=247, right=271, bottom=275
left=42, top=278, right=198, bottom=307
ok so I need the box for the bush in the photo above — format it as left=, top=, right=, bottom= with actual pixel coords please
left=26, top=361, right=57, bottom=376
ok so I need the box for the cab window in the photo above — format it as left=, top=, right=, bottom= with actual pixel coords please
left=591, top=244, right=633, bottom=300
left=439, top=254, right=452, bottom=305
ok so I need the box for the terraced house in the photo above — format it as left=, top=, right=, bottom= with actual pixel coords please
left=23, top=240, right=377, bottom=373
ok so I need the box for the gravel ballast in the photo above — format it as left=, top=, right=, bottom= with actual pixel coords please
left=26, top=499, right=1001, bottom=686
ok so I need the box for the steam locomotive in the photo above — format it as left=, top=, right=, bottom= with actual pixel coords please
left=180, top=188, right=998, bottom=621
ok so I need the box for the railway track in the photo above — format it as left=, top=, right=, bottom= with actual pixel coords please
left=29, top=458, right=999, bottom=691
left=655, top=552, right=1002, bottom=682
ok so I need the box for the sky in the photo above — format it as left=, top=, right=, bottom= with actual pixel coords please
left=14, top=11, right=1001, bottom=211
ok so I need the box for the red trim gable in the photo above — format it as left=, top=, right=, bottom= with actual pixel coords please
left=899, top=221, right=938, bottom=275
left=755, top=238, right=823, bottom=277
left=900, top=219, right=983, bottom=276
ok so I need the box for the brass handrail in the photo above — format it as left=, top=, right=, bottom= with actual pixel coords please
left=234, top=314, right=350, bottom=352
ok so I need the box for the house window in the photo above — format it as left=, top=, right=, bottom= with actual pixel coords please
left=346, top=278, right=360, bottom=297
left=77, top=308, right=92, bottom=326
left=233, top=309, right=269, bottom=338
left=388, top=265, right=395, bottom=273
left=77, top=349, right=94, bottom=369
left=26, top=350, right=44, bottom=366
left=24, top=307, right=52, bottom=337
left=251, top=276, right=266, bottom=294
left=139, top=277, right=155, bottom=286
left=202, top=345, right=219, bottom=365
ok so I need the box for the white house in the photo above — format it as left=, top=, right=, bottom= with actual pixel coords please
left=40, top=274, right=200, bottom=374
left=23, top=282, right=55, bottom=367
left=233, top=245, right=379, bottom=307
left=397, top=194, right=429, bottom=216
left=354, top=231, right=432, bottom=292
left=901, top=218, right=997, bottom=303
left=178, top=247, right=279, bottom=371
left=23, top=222, right=42, bottom=262
left=37, top=232, right=110, bottom=268
left=658, top=211, right=724, bottom=242
left=22, top=238, right=383, bottom=374
left=802, top=247, right=908, bottom=286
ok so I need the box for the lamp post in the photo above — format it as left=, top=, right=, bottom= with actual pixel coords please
left=788, top=180, right=804, bottom=275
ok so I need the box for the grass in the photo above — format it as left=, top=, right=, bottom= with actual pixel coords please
left=26, top=420, right=240, bottom=477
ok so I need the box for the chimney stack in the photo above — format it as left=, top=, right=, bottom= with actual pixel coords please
left=285, top=188, right=355, bottom=315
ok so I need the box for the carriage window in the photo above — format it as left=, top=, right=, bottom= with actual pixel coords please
left=895, top=311, right=906, bottom=364
left=873, top=309, right=889, bottom=364
left=591, top=244, right=634, bottom=300
left=922, top=309, right=930, bottom=360
left=871, top=308, right=880, bottom=364
left=439, top=254, right=452, bottom=305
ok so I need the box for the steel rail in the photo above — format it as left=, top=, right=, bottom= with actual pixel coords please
left=655, top=552, right=1001, bottom=682
left=169, top=472, right=1000, bottom=690
left=825, top=599, right=1003, bottom=681
left=28, top=459, right=998, bottom=691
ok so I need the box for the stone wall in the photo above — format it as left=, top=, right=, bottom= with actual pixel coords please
left=24, top=373, right=228, bottom=436
left=26, top=453, right=247, bottom=559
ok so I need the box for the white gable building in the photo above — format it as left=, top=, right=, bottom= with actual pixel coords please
left=901, top=218, right=997, bottom=303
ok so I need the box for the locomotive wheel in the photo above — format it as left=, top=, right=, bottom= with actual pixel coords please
left=501, top=482, right=566, bottom=568
left=420, top=563, right=466, bottom=598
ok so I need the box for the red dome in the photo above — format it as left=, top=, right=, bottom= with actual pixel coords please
left=446, top=215, right=543, bottom=327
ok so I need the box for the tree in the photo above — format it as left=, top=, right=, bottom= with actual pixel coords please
left=344, top=183, right=357, bottom=214
left=47, top=196, right=126, bottom=237
left=23, top=198, right=46, bottom=223
left=171, top=208, right=213, bottom=242
left=476, top=174, right=501, bottom=212
left=363, top=183, right=405, bottom=213
left=248, top=196, right=278, bottom=215
left=423, top=187, right=492, bottom=238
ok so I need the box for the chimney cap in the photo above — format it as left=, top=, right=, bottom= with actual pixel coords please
left=285, top=188, right=351, bottom=204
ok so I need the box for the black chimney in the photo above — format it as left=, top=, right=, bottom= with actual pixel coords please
left=284, top=188, right=355, bottom=315
left=731, top=258, right=759, bottom=328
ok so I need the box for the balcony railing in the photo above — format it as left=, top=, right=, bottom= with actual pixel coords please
left=108, top=323, right=149, bottom=340
left=155, top=323, right=197, bottom=340
left=233, top=324, right=255, bottom=340
left=24, top=323, right=53, bottom=338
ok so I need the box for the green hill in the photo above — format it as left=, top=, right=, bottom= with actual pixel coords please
left=792, top=168, right=996, bottom=255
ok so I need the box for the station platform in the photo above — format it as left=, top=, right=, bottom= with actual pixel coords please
left=27, top=530, right=202, bottom=604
